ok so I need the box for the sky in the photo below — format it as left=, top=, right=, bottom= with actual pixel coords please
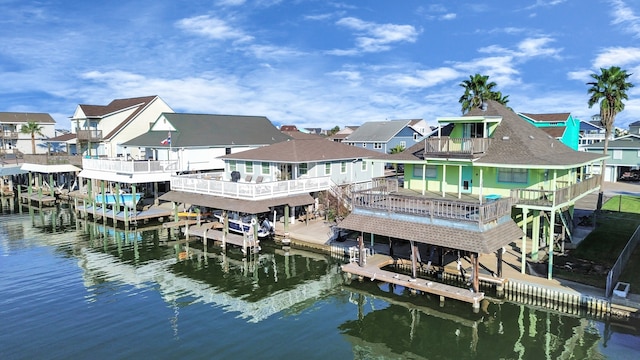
left=1, top=0, right=640, bottom=131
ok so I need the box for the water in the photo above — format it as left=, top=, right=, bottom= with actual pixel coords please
left=1, top=205, right=640, bottom=359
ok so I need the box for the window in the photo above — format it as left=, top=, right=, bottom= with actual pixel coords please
left=399, top=141, right=406, bottom=148
left=613, top=150, right=622, bottom=160
left=341, top=161, right=347, bottom=173
left=225, top=147, right=231, bottom=155
left=246, top=161, right=253, bottom=174
left=299, top=163, right=308, bottom=175
left=361, top=160, right=367, bottom=171
left=261, top=162, right=270, bottom=175
left=362, top=143, right=366, bottom=148
left=229, top=160, right=237, bottom=172
left=413, top=165, right=437, bottom=179
left=413, top=133, right=419, bottom=141
left=374, top=143, right=382, bottom=149
left=637, top=150, right=640, bottom=158
left=324, top=162, right=331, bottom=175
left=497, top=168, right=527, bottom=183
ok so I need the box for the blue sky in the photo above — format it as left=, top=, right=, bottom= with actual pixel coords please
left=1, top=0, right=640, bottom=131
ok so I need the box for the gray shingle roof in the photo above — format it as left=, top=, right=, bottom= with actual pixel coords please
left=584, top=135, right=640, bottom=149
left=123, top=113, right=291, bottom=148
left=0, top=112, right=56, bottom=124
left=385, top=101, right=605, bottom=167
left=220, top=138, right=384, bottom=162
left=338, top=213, right=522, bottom=253
left=345, top=119, right=411, bottom=142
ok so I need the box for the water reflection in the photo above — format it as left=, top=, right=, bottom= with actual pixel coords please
left=2, top=205, right=639, bottom=359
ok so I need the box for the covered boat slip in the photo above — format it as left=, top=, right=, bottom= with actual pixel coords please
left=337, top=212, right=522, bottom=309
left=183, top=222, right=259, bottom=252
left=159, top=190, right=315, bottom=215
left=75, top=204, right=173, bottom=225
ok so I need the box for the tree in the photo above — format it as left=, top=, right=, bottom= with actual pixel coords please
left=458, top=74, right=509, bottom=114
left=388, top=144, right=405, bottom=174
left=329, top=126, right=340, bottom=136
left=587, top=66, right=634, bottom=158
left=20, top=121, right=44, bottom=155
left=587, top=66, right=634, bottom=208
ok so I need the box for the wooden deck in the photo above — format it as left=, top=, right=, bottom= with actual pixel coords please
left=342, top=254, right=484, bottom=308
left=185, top=223, right=259, bottom=250
left=18, top=193, right=57, bottom=206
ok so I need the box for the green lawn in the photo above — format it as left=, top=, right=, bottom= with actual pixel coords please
left=555, top=195, right=640, bottom=290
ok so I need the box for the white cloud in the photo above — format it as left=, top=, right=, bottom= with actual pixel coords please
left=593, top=47, right=640, bottom=68
left=381, top=67, right=460, bottom=88
left=335, top=17, right=419, bottom=53
left=175, top=15, right=253, bottom=42
left=567, top=69, right=592, bottom=82
left=479, top=37, right=562, bottom=59
left=610, top=0, right=640, bottom=37
left=441, top=13, right=456, bottom=20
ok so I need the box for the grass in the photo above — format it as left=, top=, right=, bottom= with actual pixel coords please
left=554, top=195, right=640, bottom=290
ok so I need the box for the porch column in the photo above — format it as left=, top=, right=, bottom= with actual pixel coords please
left=284, top=205, right=290, bottom=235
left=422, top=164, right=426, bottom=195
left=531, top=210, right=540, bottom=261
left=479, top=168, right=484, bottom=205
left=410, top=240, right=417, bottom=279
left=457, top=165, right=462, bottom=199
left=548, top=210, right=555, bottom=280
left=442, top=164, right=447, bottom=197
left=49, top=173, right=54, bottom=198
left=521, top=207, right=528, bottom=274
left=101, top=180, right=106, bottom=221
left=496, top=247, right=503, bottom=278
left=154, top=182, right=159, bottom=206
left=358, top=235, right=365, bottom=267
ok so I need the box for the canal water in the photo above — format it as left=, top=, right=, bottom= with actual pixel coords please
left=1, top=205, right=640, bottom=359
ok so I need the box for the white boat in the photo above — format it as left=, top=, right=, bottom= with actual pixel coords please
left=213, top=211, right=274, bottom=239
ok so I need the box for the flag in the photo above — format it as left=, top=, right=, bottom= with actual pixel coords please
left=161, top=131, right=171, bottom=145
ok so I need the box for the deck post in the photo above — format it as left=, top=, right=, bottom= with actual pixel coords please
left=37, top=173, right=43, bottom=208
left=114, top=183, right=120, bottom=225
left=548, top=210, right=555, bottom=280
left=100, top=180, right=106, bottom=221
left=472, top=252, right=479, bottom=294
left=49, top=173, right=54, bottom=198
left=358, top=235, right=364, bottom=267
left=153, top=182, right=159, bottom=206
left=410, top=240, right=417, bottom=279
left=531, top=210, right=540, bottom=261
left=284, top=205, right=290, bottom=235
left=173, top=202, right=178, bottom=222
left=222, top=210, right=228, bottom=249
left=496, top=247, right=503, bottom=278
left=27, top=172, right=32, bottom=202
left=521, top=207, right=528, bottom=274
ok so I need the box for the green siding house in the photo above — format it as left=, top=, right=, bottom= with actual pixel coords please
left=518, top=112, right=580, bottom=150
left=583, top=134, right=640, bottom=182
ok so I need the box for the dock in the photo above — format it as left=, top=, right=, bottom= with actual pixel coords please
left=75, top=204, right=173, bottom=224
left=342, top=254, right=484, bottom=310
left=185, top=223, right=259, bottom=252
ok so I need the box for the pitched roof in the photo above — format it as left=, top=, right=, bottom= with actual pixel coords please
left=279, top=125, right=298, bottom=131
left=338, top=213, right=522, bottom=254
left=282, top=130, right=324, bottom=140
left=539, top=126, right=566, bottom=138
left=584, top=134, right=640, bottom=149
left=386, top=101, right=604, bottom=167
left=629, top=120, right=640, bottom=127
left=519, top=112, right=571, bottom=122
left=345, top=119, right=411, bottom=142
left=47, top=133, right=77, bottom=142
left=75, top=95, right=161, bottom=140
left=0, top=112, right=56, bottom=124
left=123, top=113, right=291, bottom=148
left=220, top=138, right=384, bottom=162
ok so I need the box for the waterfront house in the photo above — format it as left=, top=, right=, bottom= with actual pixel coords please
left=628, top=120, right=640, bottom=135
left=0, top=112, right=56, bottom=155
left=70, top=95, right=174, bottom=159
left=339, top=100, right=606, bottom=288
left=518, top=112, right=580, bottom=150
left=578, top=119, right=610, bottom=150
left=343, top=119, right=425, bottom=154
left=329, top=125, right=359, bottom=143
left=583, top=134, right=640, bottom=182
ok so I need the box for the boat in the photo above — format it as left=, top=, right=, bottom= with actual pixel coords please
left=94, top=193, right=142, bottom=208
left=213, top=211, right=274, bottom=239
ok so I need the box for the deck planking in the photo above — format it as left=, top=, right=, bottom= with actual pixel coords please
left=76, top=205, right=173, bottom=223
left=342, top=254, right=484, bottom=306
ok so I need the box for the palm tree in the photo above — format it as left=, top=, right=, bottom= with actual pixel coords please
left=587, top=66, right=634, bottom=159
left=388, top=144, right=405, bottom=174
left=458, top=74, right=509, bottom=114
left=20, top=121, right=44, bottom=155
left=587, top=66, right=634, bottom=208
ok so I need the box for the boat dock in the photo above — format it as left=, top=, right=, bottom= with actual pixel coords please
left=75, top=204, right=173, bottom=225
left=184, top=222, right=259, bottom=252
left=342, top=254, right=485, bottom=310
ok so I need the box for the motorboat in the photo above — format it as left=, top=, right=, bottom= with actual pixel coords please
left=213, top=211, right=274, bottom=239
left=94, top=193, right=142, bottom=208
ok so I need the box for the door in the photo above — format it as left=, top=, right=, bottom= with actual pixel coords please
left=462, top=166, right=473, bottom=193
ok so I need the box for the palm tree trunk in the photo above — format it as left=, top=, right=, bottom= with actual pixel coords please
left=31, top=134, right=36, bottom=154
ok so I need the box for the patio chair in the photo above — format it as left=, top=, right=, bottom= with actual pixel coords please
left=244, top=174, right=253, bottom=182
left=255, top=176, right=264, bottom=183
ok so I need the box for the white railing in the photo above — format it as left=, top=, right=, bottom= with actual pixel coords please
left=82, top=158, right=183, bottom=174
left=170, top=174, right=333, bottom=200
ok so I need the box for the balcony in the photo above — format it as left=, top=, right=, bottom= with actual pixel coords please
left=82, top=158, right=182, bottom=174
left=77, top=129, right=103, bottom=141
left=351, top=187, right=513, bottom=229
left=510, top=176, right=602, bottom=208
left=0, top=131, right=19, bottom=139
left=170, top=174, right=332, bottom=200
left=423, top=137, right=491, bottom=158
